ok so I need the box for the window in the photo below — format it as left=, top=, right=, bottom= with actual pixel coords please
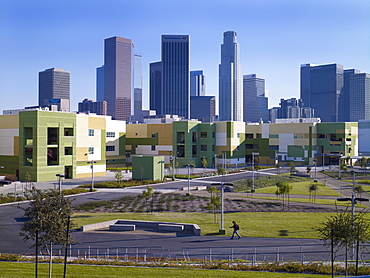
left=269, top=145, right=279, bottom=150
left=106, top=146, right=115, bottom=152
left=47, top=128, right=58, bottom=144
left=237, top=133, right=240, bottom=138
left=64, top=128, right=73, bottom=136
left=212, top=132, right=215, bottom=138
left=192, top=145, right=197, bottom=156
left=293, top=145, right=304, bottom=151
left=294, top=133, right=305, bottom=139
left=269, top=134, right=279, bottom=138
left=88, top=147, right=94, bottom=154
left=192, top=132, right=197, bottom=143
left=177, top=145, right=185, bottom=157
left=200, top=132, right=207, bottom=138
left=236, top=146, right=240, bottom=151
left=246, top=133, right=253, bottom=139
left=245, top=144, right=254, bottom=149
left=106, top=132, right=115, bottom=137
left=88, top=129, right=94, bottom=136
left=201, top=145, right=207, bottom=151
left=47, top=147, right=58, bottom=166
left=151, top=145, right=156, bottom=151
left=177, top=132, right=185, bottom=143
left=212, top=145, right=215, bottom=151
left=65, top=147, right=73, bottom=155
left=151, top=133, right=156, bottom=138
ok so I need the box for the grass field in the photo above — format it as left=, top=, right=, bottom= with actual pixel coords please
left=246, top=196, right=367, bottom=208
left=73, top=211, right=348, bottom=239
left=0, top=262, right=337, bottom=278
left=254, top=181, right=341, bottom=196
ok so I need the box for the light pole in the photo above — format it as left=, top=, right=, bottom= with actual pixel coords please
left=211, top=182, right=233, bottom=235
left=170, top=156, right=176, bottom=180
left=251, top=152, right=259, bottom=192
left=214, top=154, right=218, bottom=170
left=56, top=174, right=65, bottom=193
left=313, top=159, right=317, bottom=182
left=184, top=164, right=194, bottom=195
left=87, top=160, right=97, bottom=190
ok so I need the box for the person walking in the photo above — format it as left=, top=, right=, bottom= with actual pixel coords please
left=230, top=221, right=241, bottom=239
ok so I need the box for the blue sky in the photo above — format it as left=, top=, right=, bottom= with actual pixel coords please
left=1, top=0, right=369, bottom=114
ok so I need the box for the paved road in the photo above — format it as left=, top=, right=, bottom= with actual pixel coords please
left=0, top=166, right=365, bottom=261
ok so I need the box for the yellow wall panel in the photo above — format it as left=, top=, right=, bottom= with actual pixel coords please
left=88, top=117, right=106, bottom=129
left=0, top=115, right=19, bottom=129
left=14, top=136, right=19, bottom=156
left=126, top=124, right=148, bottom=138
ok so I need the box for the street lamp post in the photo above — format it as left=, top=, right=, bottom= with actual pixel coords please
left=211, top=182, right=233, bottom=235
left=214, top=154, right=218, bottom=170
left=251, top=153, right=259, bottom=192
left=56, top=174, right=65, bottom=193
left=184, top=164, right=194, bottom=195
left=313, top=159, right=317, bottom=182
left=87, top=160, right=97, bottom=190
left=338, top=155, right=342, bottom=180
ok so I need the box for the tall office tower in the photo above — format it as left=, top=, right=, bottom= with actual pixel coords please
left=132, top=53, right=143, bottom=122
left=96, top=65, right=104, bottom=102
left=350, top=73, right=370, bottom=121
left=339, top=69, right=361, bottom=121
left=190, top=96, right=216, bottom=122
left=38, top=68, right=70, bottom=111
left=243, top=74, right=268, bottom=123
left=300, top=63, right=344, bottom=122
left=219, top=31, right=243, bottom=121
left=104, top=36, right=134, bottom=121
left=190, top=70, right=205, bottom=96
left=161, top=35, right=190, bottom=118
left=149, top=62, right=162, bottom=115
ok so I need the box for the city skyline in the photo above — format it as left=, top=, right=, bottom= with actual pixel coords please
left=1, top=0, right=369, bottom=115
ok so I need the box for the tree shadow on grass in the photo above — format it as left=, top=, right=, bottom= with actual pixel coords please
left=279, top=230, right=289, bottom=236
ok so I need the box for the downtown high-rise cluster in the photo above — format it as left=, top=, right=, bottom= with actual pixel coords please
left=13, top=31, right=369, bottom=125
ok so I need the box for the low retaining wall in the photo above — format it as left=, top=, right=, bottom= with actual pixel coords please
left=82, top=219, right=200, bottom=236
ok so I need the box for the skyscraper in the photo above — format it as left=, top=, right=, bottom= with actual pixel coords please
left=104, top=36, right=134, bottom=121
left=161, top=35, right=190, bottom=118
left=132, top=53, right=143, bottom=123
left=190, top=70, right=205, bottom=96
left=190, top=96, right=216, bottom=122
left=149, top=61, right=162, bottom=115
left=300, top=63, right=343, bottom=122
left=38, top=68, right=70, bottom=111
left=243, top=74, right=268, bottom=123
left=219, top=31, right=242, bottom=121
left=350, top=73, right=370, bottom=121
left=96, top=65, right=104, bottom=102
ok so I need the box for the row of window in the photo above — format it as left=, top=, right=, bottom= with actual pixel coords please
left=88, top=130, right=116, bottom=138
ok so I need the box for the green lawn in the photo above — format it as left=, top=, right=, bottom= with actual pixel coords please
left=254, top=181, right=341, bottom=196
left=0, top=262, right=337, bottom=278
left=73, top=211, right=346, bottom=239
left=246, top=196, right=367, bottom=208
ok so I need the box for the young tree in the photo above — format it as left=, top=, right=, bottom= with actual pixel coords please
left=114, top=170, right=124, bottom=186
left=20, top=187, right=74, bottom=278
left=288, top=163, right=296, bottom=173
left=275, top=182, right=292, bottom=210
left=201, top=157, right=208, bottom=173
left=141, top=186, right=153, bottom=214
left=206, top=186, right=221, bottom=223
left=308, top=182, right=319, bottom=202
left=317, top=210, right=370, bottom=277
